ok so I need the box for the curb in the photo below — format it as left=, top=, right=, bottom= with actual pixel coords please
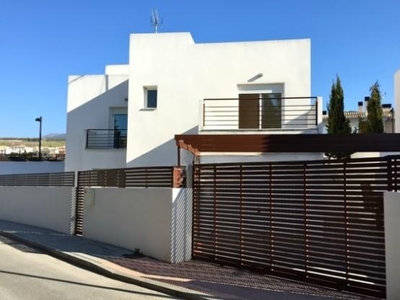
left=0, top=230, right=217, bottom=300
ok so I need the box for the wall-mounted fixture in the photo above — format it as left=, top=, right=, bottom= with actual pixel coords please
left=247, top=73, right=263, bottom=83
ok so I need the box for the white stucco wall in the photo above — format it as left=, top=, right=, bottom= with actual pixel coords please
left=105, top=64, right=129, bottom=75
left=82, top=187, right=192, bottom=263
left=0, top=162, right=64, bottom=175
left=395, top=69, right=400, bottom=133
left=126, top=32, right=311, bottom=167
left=0, top=187, right=74, bottom=234
left=65, top=73, right=128, bottom=171
left=384, top=192, right=400, bottom=300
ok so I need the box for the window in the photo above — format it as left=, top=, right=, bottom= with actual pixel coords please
left=113, top=113, right=127, bottom=131
left=238, top=93, right=282, bottom=129
left=261, top=93, right=282, bottom=129
left=111, top=109, right=127, bottom=149
left=144, top=87, right=157, bottom=109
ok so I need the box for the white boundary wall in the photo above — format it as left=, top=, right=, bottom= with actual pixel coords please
left=0, top=187, right=74, bottom=234
left=83, top=187, right=192, bottom=263
left=0, top=162, right=65, bottom=175
left=384, top=192, right=400, bottom=300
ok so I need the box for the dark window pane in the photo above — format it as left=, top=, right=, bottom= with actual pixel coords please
left=113, top=114, right=127, bottom=130
left=147, top=90, right=157, bottom=108
left=261, top=93, right=281, bottom=129
left=239, top=94, right=260, bottom=129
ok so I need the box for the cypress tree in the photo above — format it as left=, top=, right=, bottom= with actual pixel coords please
left=367, top=82, right=384, bottom=133
left=358, top=82, right=384, bottom=133
left=325, top=76, right=351, bottom=159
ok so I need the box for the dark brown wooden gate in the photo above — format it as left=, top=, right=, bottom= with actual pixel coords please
left=192, top=156, right=400, bottom=298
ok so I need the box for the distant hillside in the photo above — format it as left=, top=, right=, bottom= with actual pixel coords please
left=43, top=133, right=66, bottom=140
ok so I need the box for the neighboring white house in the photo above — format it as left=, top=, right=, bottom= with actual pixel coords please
left=65, top=32, right=323, bottom=171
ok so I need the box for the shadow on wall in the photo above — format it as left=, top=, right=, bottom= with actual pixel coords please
left=65, top=79, right=129, bottom=171
left=126, top=126, right=198, bottom=167
left=171, top=166, right=193, bottom=263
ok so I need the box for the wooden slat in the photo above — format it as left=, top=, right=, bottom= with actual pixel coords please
left=191, top=156, right=399, bottom=299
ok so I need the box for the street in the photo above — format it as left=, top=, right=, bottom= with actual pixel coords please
left=0, top=235, right=180, bottom=300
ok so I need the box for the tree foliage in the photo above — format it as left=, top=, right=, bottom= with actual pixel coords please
left=325, top=76, right=351, bottom=159
left=358, top=82, right=384, bottom=134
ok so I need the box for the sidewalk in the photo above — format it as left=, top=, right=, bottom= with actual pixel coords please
left=0, top=220, right=375, bottom=300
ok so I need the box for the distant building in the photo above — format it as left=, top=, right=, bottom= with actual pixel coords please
left=322, top=100, right=395, bottom=133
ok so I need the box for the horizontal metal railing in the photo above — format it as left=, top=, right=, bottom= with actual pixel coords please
left=0, top=172, right=75, bottom=187
left=201, top=97, right=318, bottom=131
left=86, top=129, right=127, bottom=149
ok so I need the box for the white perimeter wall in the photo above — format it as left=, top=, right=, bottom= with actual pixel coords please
left=0, top=187, right=74, bottom=234
left=384, top=192, right=400, bottom=300
left=65, top=72, right=128, bottom=171
left=395, top=69, right=400, bottom=133
left=127, top=32, right=311, bottom=167
left=0, top=161, right=64, bottom=175
left=82, top=187, right=192, bottom=263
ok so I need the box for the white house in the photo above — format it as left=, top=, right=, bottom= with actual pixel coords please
left=65, top=32, right=323, bottom=172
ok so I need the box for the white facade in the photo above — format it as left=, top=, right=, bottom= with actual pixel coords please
left=395, top=69, right=400, bottom=133
left=65, top=32, right=320, bottom=171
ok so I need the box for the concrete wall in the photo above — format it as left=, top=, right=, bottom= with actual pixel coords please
left=126, top=32, right=312, bottom=167
left=384, top=192, right=400, bottom=300
left=0, top=161, right=64, bottom=175
left=82, top=187, right=192, bottom=263
left=395, top=69, right=400, bottom=133
left=65, top=71, right=128, bottom=171
left=0, top=187, right=74, bottom=234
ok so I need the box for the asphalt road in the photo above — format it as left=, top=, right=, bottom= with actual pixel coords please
left=0, top=235, right=180, bottom=300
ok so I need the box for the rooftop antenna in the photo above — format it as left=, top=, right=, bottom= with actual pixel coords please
left=150, top=9, right=163, bottom=33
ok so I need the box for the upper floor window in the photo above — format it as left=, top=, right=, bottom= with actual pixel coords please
left=144, top=87, right=157, bottom=109
left=238, top=93, right=282, bottom=129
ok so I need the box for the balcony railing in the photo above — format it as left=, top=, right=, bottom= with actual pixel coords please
left=86, top=129, right=127, bottom=149
left=201, top=97, right=319, bottom=131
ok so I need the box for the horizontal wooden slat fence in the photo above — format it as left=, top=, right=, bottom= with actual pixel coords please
left=193, top=156, right=400, bottom=298
left=0, top=172, right=75, bottom=187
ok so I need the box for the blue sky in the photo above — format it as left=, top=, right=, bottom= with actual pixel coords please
left=1, top=0, right=399, bottom=137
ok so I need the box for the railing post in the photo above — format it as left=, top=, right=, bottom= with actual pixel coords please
left=303, top=163, right=308, bottom=277
left=203, top=100, right=206, bottom=128
left=85, top=130, right=89, bottom=148
left=315, top=98, right=318, bottom=127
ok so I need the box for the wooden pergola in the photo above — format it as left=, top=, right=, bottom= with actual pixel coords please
left=175, top=133, right=400, bottom=164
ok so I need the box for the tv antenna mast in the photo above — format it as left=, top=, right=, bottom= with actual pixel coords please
left=151, top=9, right=163, bottom=33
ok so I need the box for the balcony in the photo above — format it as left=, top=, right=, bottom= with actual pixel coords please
left=200, top=96, right=320, bottom=132
left=85, top=129, right=127, bottom=149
